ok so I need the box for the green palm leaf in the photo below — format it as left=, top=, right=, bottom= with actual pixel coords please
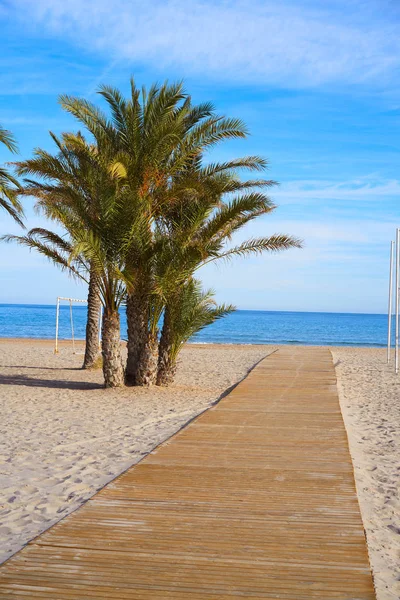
left=0, top=124, right=24, bottom=226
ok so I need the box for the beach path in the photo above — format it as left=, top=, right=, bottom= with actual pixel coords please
left=0, top=347, right=376, bottom=599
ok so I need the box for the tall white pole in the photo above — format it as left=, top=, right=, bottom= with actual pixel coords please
left=395, top=229, right=399, bottom=374
left=69, top=299, right=75, bottom=354
left=55, top=297, right=60, bottom=354
left=387, top=241, right=394, bottom=363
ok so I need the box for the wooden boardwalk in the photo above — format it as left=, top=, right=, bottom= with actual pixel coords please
left=0, top=347, right=375, bottom=599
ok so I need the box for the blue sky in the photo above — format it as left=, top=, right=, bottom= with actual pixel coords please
left=1, top=0, right=399, bottom=312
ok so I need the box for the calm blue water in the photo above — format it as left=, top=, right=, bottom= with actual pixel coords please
left=0, top=304, right=391, bottom=347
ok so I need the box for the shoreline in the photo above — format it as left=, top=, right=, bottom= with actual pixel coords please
left=0, top=336, right=391, bottom=348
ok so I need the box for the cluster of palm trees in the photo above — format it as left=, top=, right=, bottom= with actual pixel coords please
left=1, top=79, right=301, bottom=388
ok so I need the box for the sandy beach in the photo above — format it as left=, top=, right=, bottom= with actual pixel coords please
left=0, top=341, right=399, bottom=599
left=0, top=340, right=270, bottom=564
left=332, top=347, right=400, bottom=600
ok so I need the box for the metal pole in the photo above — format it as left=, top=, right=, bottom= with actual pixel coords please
left=70, top=299, right=76, bottom=354
left=388, top=241, right=394, bottom=363
left=395, top=229, right=399, bottom=374
left=55, top=297, right=60, bottom=354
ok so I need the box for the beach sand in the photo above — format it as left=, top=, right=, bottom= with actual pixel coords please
left=0, top=340, right=270, bottom=564
left=332, top=347, right=400, bottom=600
left=0, top=341, right=398, bottom=599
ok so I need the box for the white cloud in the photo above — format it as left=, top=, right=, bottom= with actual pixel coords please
left=274, top=177, right=400, bottom=202
left=8, top=0, right=400, bottom=88
left=235, top=214, right=397, bottom=252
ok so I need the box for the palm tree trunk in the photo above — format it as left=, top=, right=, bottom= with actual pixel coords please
left=125, top=289, right=148, bottom=385
left=157, top=305, right=176, bottom=386
left=102, top=309, right=124, bottom=388
left=135, top=330, right=159, bottom=386
left=82, top=268, right=101, bottom=369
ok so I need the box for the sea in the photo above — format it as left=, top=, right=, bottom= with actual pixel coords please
left=0, top=304, right=391, bottom=347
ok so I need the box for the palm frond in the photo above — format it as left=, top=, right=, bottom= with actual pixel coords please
left=197, top=193, right=276, bottom=244
left=204, top=235, right=303, bottom=265
left=1, top=231, right=87, bottom=282
left=168, top=279, right=235, bottom=360
left=0, top=125, right=18, bottom=153
left=0, top=196, right=25, bottom=227
left=203, top=156, right=269, bottom=176
left=0, top=128, right=24, bottom=225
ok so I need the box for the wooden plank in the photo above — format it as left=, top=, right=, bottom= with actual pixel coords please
left=0, top=347, right=376, bottom=599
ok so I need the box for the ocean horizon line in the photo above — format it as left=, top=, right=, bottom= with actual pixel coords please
left=0, top=302, right=388, bottom=317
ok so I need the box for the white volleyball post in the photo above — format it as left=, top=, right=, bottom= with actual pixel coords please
left=55, top=297, right=60, bottom=354
left=69, top=299, right=75, bottom=354
left=387, top=241, right=394, bottom=363
left=395, top=230, right=400, bottom=374
left=54, top=296, right=87, bottom=354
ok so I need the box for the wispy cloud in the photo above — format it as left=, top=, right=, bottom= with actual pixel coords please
left=275, top=177, right=400, bottom=202
left=8, top=0, right=400, bottom=89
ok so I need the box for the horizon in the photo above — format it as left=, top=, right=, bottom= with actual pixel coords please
left=0, top=302, right=390, bottom=317
left=1, top=1, right=400, bottom=312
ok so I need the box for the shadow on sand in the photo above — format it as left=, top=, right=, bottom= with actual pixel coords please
left=0, top=365, right=81, bottom=371
left=0, top=373, right=103, bottom=390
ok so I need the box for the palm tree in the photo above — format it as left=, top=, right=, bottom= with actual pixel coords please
left=59, top=81, right=187, bottom=385
left=8, top=134, right=131, bottom=387
left=155, top=167, right=302, bottom=385
left=157, top=279, right=234, bottom=385
left=13, top=133, right=103, bottom=369
left=0, top=125, right=24, bottom=226
left=60, top=80, right=269, bottom=385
